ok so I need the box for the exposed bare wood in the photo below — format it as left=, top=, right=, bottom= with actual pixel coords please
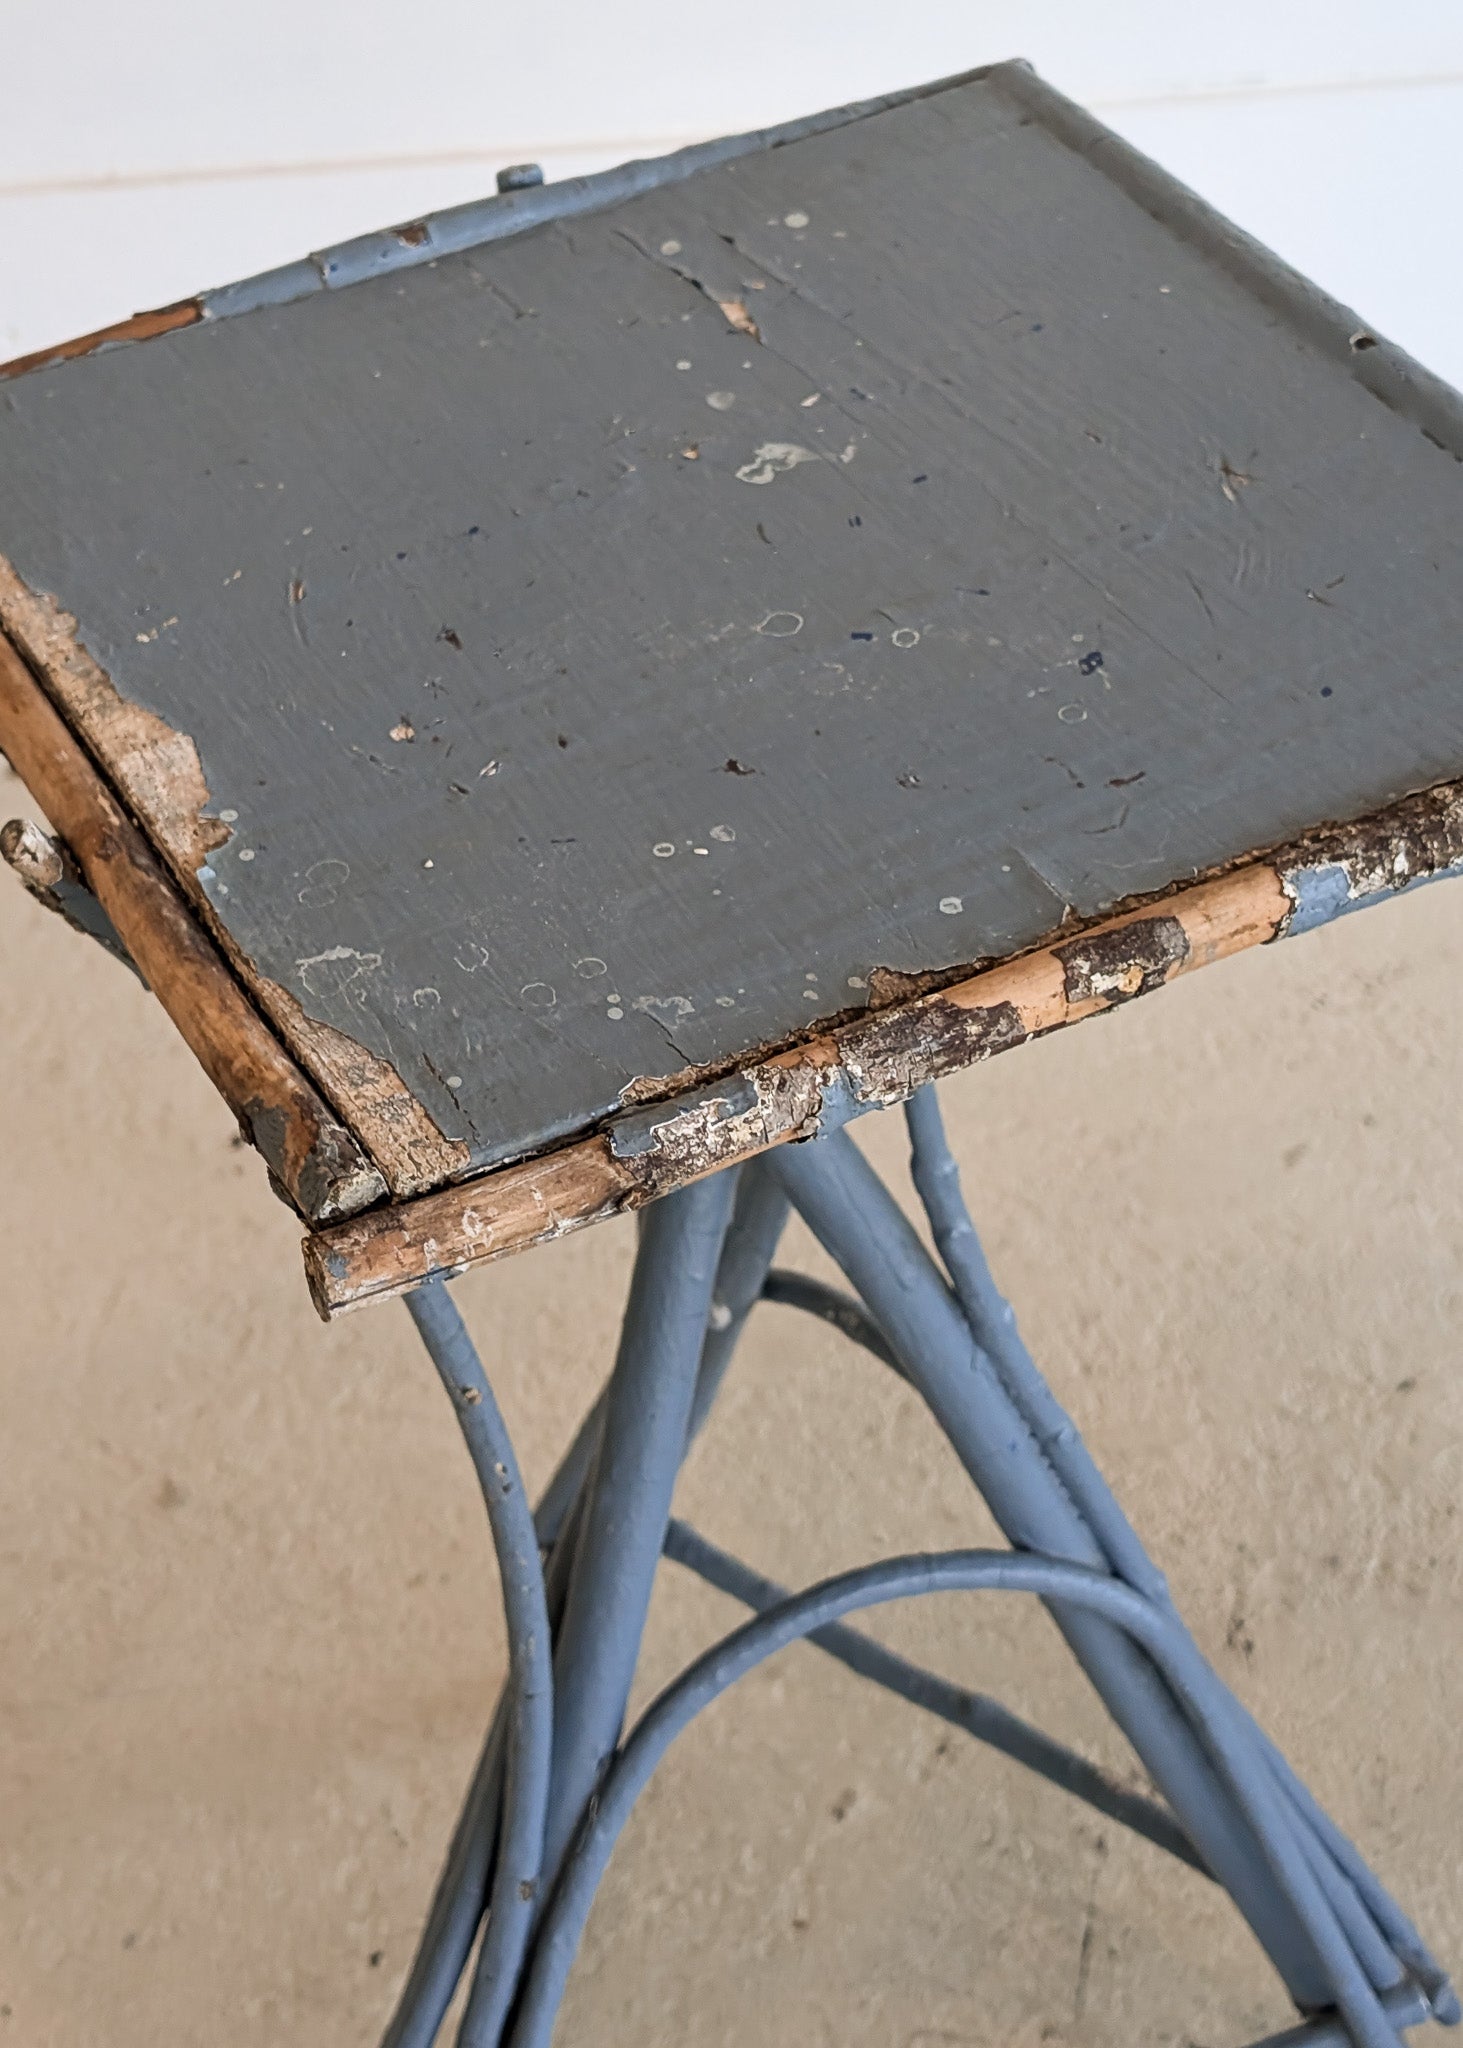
left=0, top=630, right=385, bottom=1222
left=303, top=1135, right=638, bottom=1318
left=1, top=815, right=65, bottom=892
left=266, top=984, right=473, bottom=1197
left=0, top=556, right=470, bottom=1198
left=302, top=783, right=1463, bottom=1318
left=0, top=301, right=202, bottom=384
left=2, top=813, right=144, bottom=976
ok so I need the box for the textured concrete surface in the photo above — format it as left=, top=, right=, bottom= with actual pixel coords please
left=2, top=745, right=1461, bottom=2046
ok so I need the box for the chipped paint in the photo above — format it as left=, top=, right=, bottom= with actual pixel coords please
left=307, top=809, right=1463, bottom=1313
left=608, top=1058, right=827, bottom=1186
left=1277, top=782, right=1463, bottom=937
left=735, top=442, right=821, bottom=485
left=0, top=630, right=385, bottom=1223
left=0, top=556, right=229, bottom=878
left=0, top=560, right=468, bottom=1202
left=717, top=298, right=761, bottom=341
left=1054, top=914, right=1189, bottom=1006
left=1, top=815, right=144, bottom=979
left=0, top=300, right=201, bottom=384
left=266, top=983, right=471, bottom=1199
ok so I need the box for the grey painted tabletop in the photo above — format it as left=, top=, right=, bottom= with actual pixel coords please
left=4, top=63, right=1462, bottom=1180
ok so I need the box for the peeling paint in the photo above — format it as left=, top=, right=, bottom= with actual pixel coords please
left=608, top=1058, right=826, bottom=1188
left=839, top=995, right=1028, bottom=1107
left=1055, top=914, right=1189, bottom=1006
left=266, top=980, right=471, bottom=1198
left=0, top=556, right=229, bottom=879
left=0, top=560, right=467, bottom=1201
left=1277, top=782, right=1463, bottom=937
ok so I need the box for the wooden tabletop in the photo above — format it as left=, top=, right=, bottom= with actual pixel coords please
left=4, top=60, right=1463, bottom=1312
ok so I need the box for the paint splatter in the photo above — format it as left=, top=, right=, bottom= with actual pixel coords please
left=735, top=442, right=820, bottom=486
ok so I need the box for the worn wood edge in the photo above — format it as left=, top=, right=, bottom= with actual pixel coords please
left=0, top=628, right=387, bottom=1222
left=0, top=558, right=468, bottom=1198
left=304, top=776, right=1463, bottom=1316
left=0, top=300, right=203, bottom=384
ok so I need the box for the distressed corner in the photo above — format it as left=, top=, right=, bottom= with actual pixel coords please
left=259, top=979, right=472, bottom=1200
left=0, top=554, right=229, bottom=879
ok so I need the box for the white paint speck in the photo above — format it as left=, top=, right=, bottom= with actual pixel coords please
left=706, top=390, right=736, bottom=411
left=675, top=359, right=692, bottom=370
left=847, top=975, right=867, bottom=989
left=295, top=944, right=382, bottom=996
left=575, top=956, right=608, bottom=978
left=891, top=627, right=921, bottom=649
left=784, top=210, right=810, bottom=229
left=940, top=896, right=964, bottom=916
left=238, top=848, right=255, bottom=863
left=839, top=443, right=858, bottom=463
left=715, top=995, right=735, bottom=1007
left=802, top=989, right=819, bottom=1001
left=634, top=993, right=695, bottom=1023
left=693, top=846, right=709, bottom=855
left=756, top=610, right=804, bottom=637
left=710, top=824, right=735, bottom=843
left=424, top=858, right=435, bottom=868
left=660, top=239, right=682, bottom=255
left=708, top=1301, right=733, bottom=1330
left=413, top=987, right=441, bottom=1008
left=520, top=982, right=556, bottom=1008
left=735, top=441, right=819, bottom=486
left=219, top=808, right=238, bottom=823
left=800, top=392, right=820, bottom=407
left=1057, top=704, right=1088, bottom=723
left=607, top=1006, right=624, bottom=1020
left=653, top=842, right=675, bottom=858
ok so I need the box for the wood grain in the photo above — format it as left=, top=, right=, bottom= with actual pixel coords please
left=0, top=630, right=385, bottom=1222
left=0, top=300, right=202, bottom=384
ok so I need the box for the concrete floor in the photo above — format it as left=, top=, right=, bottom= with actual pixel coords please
left=2, top=746, right=1460, bottom=2047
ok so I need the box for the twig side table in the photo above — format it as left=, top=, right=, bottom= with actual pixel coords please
left=2, top=60, right=1460, bottom=2048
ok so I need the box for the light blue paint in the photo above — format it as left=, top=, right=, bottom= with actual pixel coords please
left=1282, top=854, right=1463, bottom=938
left=200, top=66, right=991, bottom=322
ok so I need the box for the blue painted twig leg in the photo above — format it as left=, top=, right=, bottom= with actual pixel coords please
left=382, top=1092, right=1454, bottom=2048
